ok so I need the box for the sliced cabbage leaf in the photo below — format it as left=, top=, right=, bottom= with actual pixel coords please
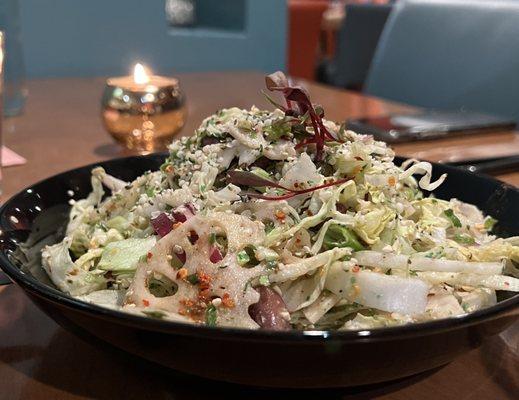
left=97, top=237, right=156, bottom=273
left=354, top=250, right=503, bottom=275
left=323, top=223, right=364, bottom=251
left=353, top=206, right=395, bottom=245
left=42, top=238, right=106, bottom=296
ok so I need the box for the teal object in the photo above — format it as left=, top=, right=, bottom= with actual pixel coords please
left=19, top=0, right=287, bottom=78
left=0, top=0, right=27, bottom=116
left=365, top=0, right=519, bottom=123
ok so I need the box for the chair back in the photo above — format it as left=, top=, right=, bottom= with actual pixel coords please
left=332, top=4, right=392, bottom=90
left=365, top=0, right=519, bottom=121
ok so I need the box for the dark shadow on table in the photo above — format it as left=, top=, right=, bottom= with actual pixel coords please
left=479, top=323, right=519, bottom=396
left=93, top=143, right=130, bottom=158
left=93, top=143, right=170, bottom=159
left=0, top=327, right=444, bottom=400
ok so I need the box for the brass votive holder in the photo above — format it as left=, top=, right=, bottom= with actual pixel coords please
left=101, top=66, right=186, bottom=153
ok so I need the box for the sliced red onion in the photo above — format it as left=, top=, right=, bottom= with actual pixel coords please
left=209, top=247, right=223, bottom=263
left=172, top=203, right=196, bottom=223
left=249, top=287, right=291, bottom=330
left=151, top=213, right=175, bottom=237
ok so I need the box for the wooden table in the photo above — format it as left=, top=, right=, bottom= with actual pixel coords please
left=0, top=72, right=517, bottom=399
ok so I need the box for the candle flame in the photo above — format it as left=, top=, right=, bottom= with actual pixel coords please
left=133, top=63, right=150, bottom=85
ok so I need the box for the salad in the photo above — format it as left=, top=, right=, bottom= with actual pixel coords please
left=42, top=72, right=519, bottom=330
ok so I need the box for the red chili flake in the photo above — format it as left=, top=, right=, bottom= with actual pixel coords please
left=198, top=272, right=212, bottom=285
left=294, top=182, right=299, bottom=188
left=147, top=252, right=153, bottom=260
left=275, top=210, right=286, bottom=221
left=199, top=288, right=211, bottom=301
left=352, top=265, right=360, bottom=273
left=142, top=299, right=150, bottom=307
left=221, top=293, right=235, bottom=308
left=504, top=282, right=510, bottom=286
left=306, top=209, right=314, bottom=216
left=180, top=298, right=195, bottom=307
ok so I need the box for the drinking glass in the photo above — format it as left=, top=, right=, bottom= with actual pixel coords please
left=0, top=0, right=26, bottom=116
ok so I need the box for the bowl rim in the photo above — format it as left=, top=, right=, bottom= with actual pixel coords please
left=0, top=153, right=518, bottom=342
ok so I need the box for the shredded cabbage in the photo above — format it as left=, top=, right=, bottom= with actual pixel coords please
left=40, top=76, right=519, bottom=331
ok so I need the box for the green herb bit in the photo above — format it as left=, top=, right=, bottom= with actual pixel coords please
left=145, top=186, right=155, bottom=198
left=453, top=233, right=475, bottom=245
left=266, top=259, right=278, bottom=270
left=323, top=224, right=365, bottom=251
left=186, top=273, right=199, bottom=285
left=385, top=269, right=392, bottom=275
left=205, top=304, right=218, bottom=326
left=236, top=250, right=250, bottom=266
left=259, top=275, right=270, bottom=286
left=409, top=270, right=418, bottom=277
left=444, top=209, right=462, bottom=228
left=484, top=217, right=497, bottom=231
left=142, top=310, right=167, bottom=319
left=237, top=245, right=259, bottom=268
left=139, top=254, right=148, bottom=263
left=263, top=220, right=275, bottom=234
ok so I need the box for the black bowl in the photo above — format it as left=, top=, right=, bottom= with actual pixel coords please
left=0, top=154, right=518, bottom=388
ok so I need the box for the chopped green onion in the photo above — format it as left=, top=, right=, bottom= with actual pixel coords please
left=484, top=217, right=497, bottom=231
left=263, top=220, right=275, bottom=234
left=259, top=275, right=270, bottom=286
left=444, top=209, right=462, bottom=228
left=323, top=224, right=364, bottom=251
left=236, top=250, right=250, bottom=266
left=142, top=310, right=167, bottom=319
left=186, top=273, right=199, bottom=285
left=266, top=260, right=278, bottom=270
left=453, top=233, right=475, bottom=245
left=205, top=304, right=217, bottom=326
left=237, top=245, right=259, bottom=268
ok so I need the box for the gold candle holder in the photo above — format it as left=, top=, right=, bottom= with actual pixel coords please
left=101, top=63, right=187, bottom=153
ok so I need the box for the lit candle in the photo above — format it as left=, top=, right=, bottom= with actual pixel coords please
left=102, top=63, right=186, bottom=153
left=107, top=63, right=179, bottom=92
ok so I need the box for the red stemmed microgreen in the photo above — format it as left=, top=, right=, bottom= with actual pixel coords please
left=227, top=170, right=350, bottom=201
left=265, top=72, right=341, bottom=161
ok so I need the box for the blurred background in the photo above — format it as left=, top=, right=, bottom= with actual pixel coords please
left=2, top=0, right=519, bottom=171
left=3, top=0, right=519, bottom=122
